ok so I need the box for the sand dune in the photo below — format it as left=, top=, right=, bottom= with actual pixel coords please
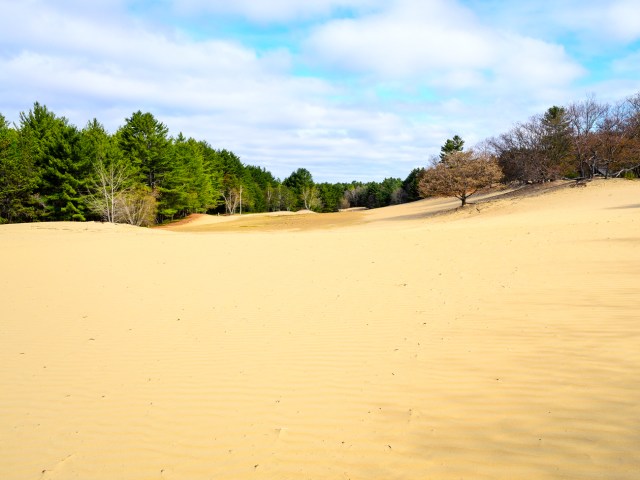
left=1, top=179, right=639, bottom=479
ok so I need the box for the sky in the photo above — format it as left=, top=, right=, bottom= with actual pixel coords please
left=1, top=0, right=639, bottom=182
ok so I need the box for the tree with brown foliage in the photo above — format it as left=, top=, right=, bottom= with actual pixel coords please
left=418, top=150, right=503, bottom=206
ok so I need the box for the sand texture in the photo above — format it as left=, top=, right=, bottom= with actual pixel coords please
left=1, top=179, right=639, bottom=479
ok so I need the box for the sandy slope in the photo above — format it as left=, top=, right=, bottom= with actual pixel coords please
left=1, top=179, right=639, bottom=479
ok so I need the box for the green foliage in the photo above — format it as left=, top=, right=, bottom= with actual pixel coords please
left=244, top=165, right=277, bottom=212
left=316, top=182, right=344, bottom=212
left=19, top=102, right=89, bottom=221
left=541, top=106, right=574, bottom=177
left=402, top=168, right=424, bottom=202
left=0, top=103, right=421, bottom=225
left=159, top=133, right=215, bottom=221
left=283, top=168, right=315, bottom=210
left=440, top=135, right=465, bottom=161
left=0, top=114, right=39, bottom=222
left=199, top=142, right=223, bottom=210
left=118, top=111, right=170, bottom=190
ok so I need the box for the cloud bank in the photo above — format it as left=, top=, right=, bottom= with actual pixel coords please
left=0, top=0, right=637, bottom=181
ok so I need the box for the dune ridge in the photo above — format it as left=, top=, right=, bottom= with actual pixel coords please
left=1, top=179, right=639, bottom=479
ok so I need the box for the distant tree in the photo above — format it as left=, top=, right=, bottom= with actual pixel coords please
left=244, top=165, right=276, bottom=212
left=283, top=168, right=314, bottom=210
left=342, top=183, right=368, bottom=209
left=279, top=184, right=298, bottom=211
left=117, top=186, right=157, bottom=226
left=301, top=184, right=322, bottom=211
left=216, top=149, right=247, bottom=214
left=589, top=101, right=634, bottom=178
left=283, top=167, right=313, bottom=189
left=316, top=182, right=345, bottom=212
left=440, top=135, right=465, bottom=162
left=221, top=180, right=242, bottom=215
left=80, top=119, right=131, bottom=222
left=118, top=111, right=170, bottom=191
left=566, top=95, right=608, bottom=177
left=490, top=110, right=569, bottom=184
left=419, top=150, right=502, bottom=206
left=0, top=114, right=38, bottom=222
left=159, top=133, right=216, bottom=221
left=379, top=177, right=403, bottom=205
left=19, top=102, right=89, bottom=221
left=199, top=142, right=224, bottom=210
left=265, top=183, right=278, bottom=212
left=540, top=106, right=574, bottom=177
left=620, top=93, right=640, bottom=176
left=402, top=167, right=424, bottom=202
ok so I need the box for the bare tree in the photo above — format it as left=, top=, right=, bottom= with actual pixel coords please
left=222, top=186, right=241, bottom=214
left=418, top=150, right=503, bottom=206
left=589, top=101, right=634, bottom=178
left=566, top=95, right=608, bottom=177
left=117, top=187, right=157, bottom=226
left=301, top=185, right=322, bottom=211
left=490, top=113, right=567, bottom=183
left=86, top=158, right=129, bottom=223
left=87, top=158, right=157, bottom=226
left=265, top=184, right=277, bottom=212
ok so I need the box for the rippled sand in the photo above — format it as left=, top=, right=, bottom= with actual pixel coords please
left=1, top=179, right=639, bottom=479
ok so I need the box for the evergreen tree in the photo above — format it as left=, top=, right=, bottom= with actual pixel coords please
left=440, top=135, right=465, bottom=162
left=316, top=182, right=345, bottom=212
left=541, top=106, right=574, bottom=177
left=245, top=165, right=277, bottom=213
left=159, top=134, right=215, bottom=221
left=19, top=103, right=89, bottom=221
left=199, top=141, right=224, bottom=211
left=118, top=111, right=170, bottom=191
left=283, top=168, right=314, bottom=209
left=0, top=114, right=39, bottom=222
left=402, top=168, right=424, bottom=202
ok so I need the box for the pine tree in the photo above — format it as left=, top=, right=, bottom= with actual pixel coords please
left=19, top=103, right=90, bottom=221
left=118, top=111, right=170, bottom=191
left=440, top=135, right=465, bottom=162
left=0, top=114, right=39, bottom=222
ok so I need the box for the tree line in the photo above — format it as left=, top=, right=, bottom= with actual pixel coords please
left=417, top=91, right=640, bottom=206
left=0, top=103, right=414, bottom=225
left=485, top=92, right=640, bottom=183
left=2, top=92, right=638, bottom=224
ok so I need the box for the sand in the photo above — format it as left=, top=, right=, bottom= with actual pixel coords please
left=1, top=179, right=639, bottom=479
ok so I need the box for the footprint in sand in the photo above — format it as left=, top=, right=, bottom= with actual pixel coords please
left=40, top=453, right=76, bottom=478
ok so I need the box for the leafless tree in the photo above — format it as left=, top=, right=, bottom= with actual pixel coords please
left=117, top=187, right=157, bottom=226
left=87, top=158, right=156, bottom=226
left=222, top=186, right=241, bottom=214
left=86, top=158, right=129, bottom=223
left=488, top=119, right=547, bottom=183
left=301, top=185, right=322, bottom=210
left=489, top=109, right=572, bottom=183
left=566, top=95, right=608, bottom=177
left=589, top=101, right=634, bottom=178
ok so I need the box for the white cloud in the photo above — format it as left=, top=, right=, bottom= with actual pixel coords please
left=466, top=1, right=640, bottom=48
left=0, top=1, right=439, bottom=181
left=607, top=0, right=640, bottom=42
left=169, top=0, right=385, bottom=23
left=305, top=0, right=583, bottom=96
left=305, top=0, right=493, bottom=76
left=0, top=0, right=633, bottom=183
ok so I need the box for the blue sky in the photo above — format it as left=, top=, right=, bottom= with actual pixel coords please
left=1, top=0, right=638, bottom=182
